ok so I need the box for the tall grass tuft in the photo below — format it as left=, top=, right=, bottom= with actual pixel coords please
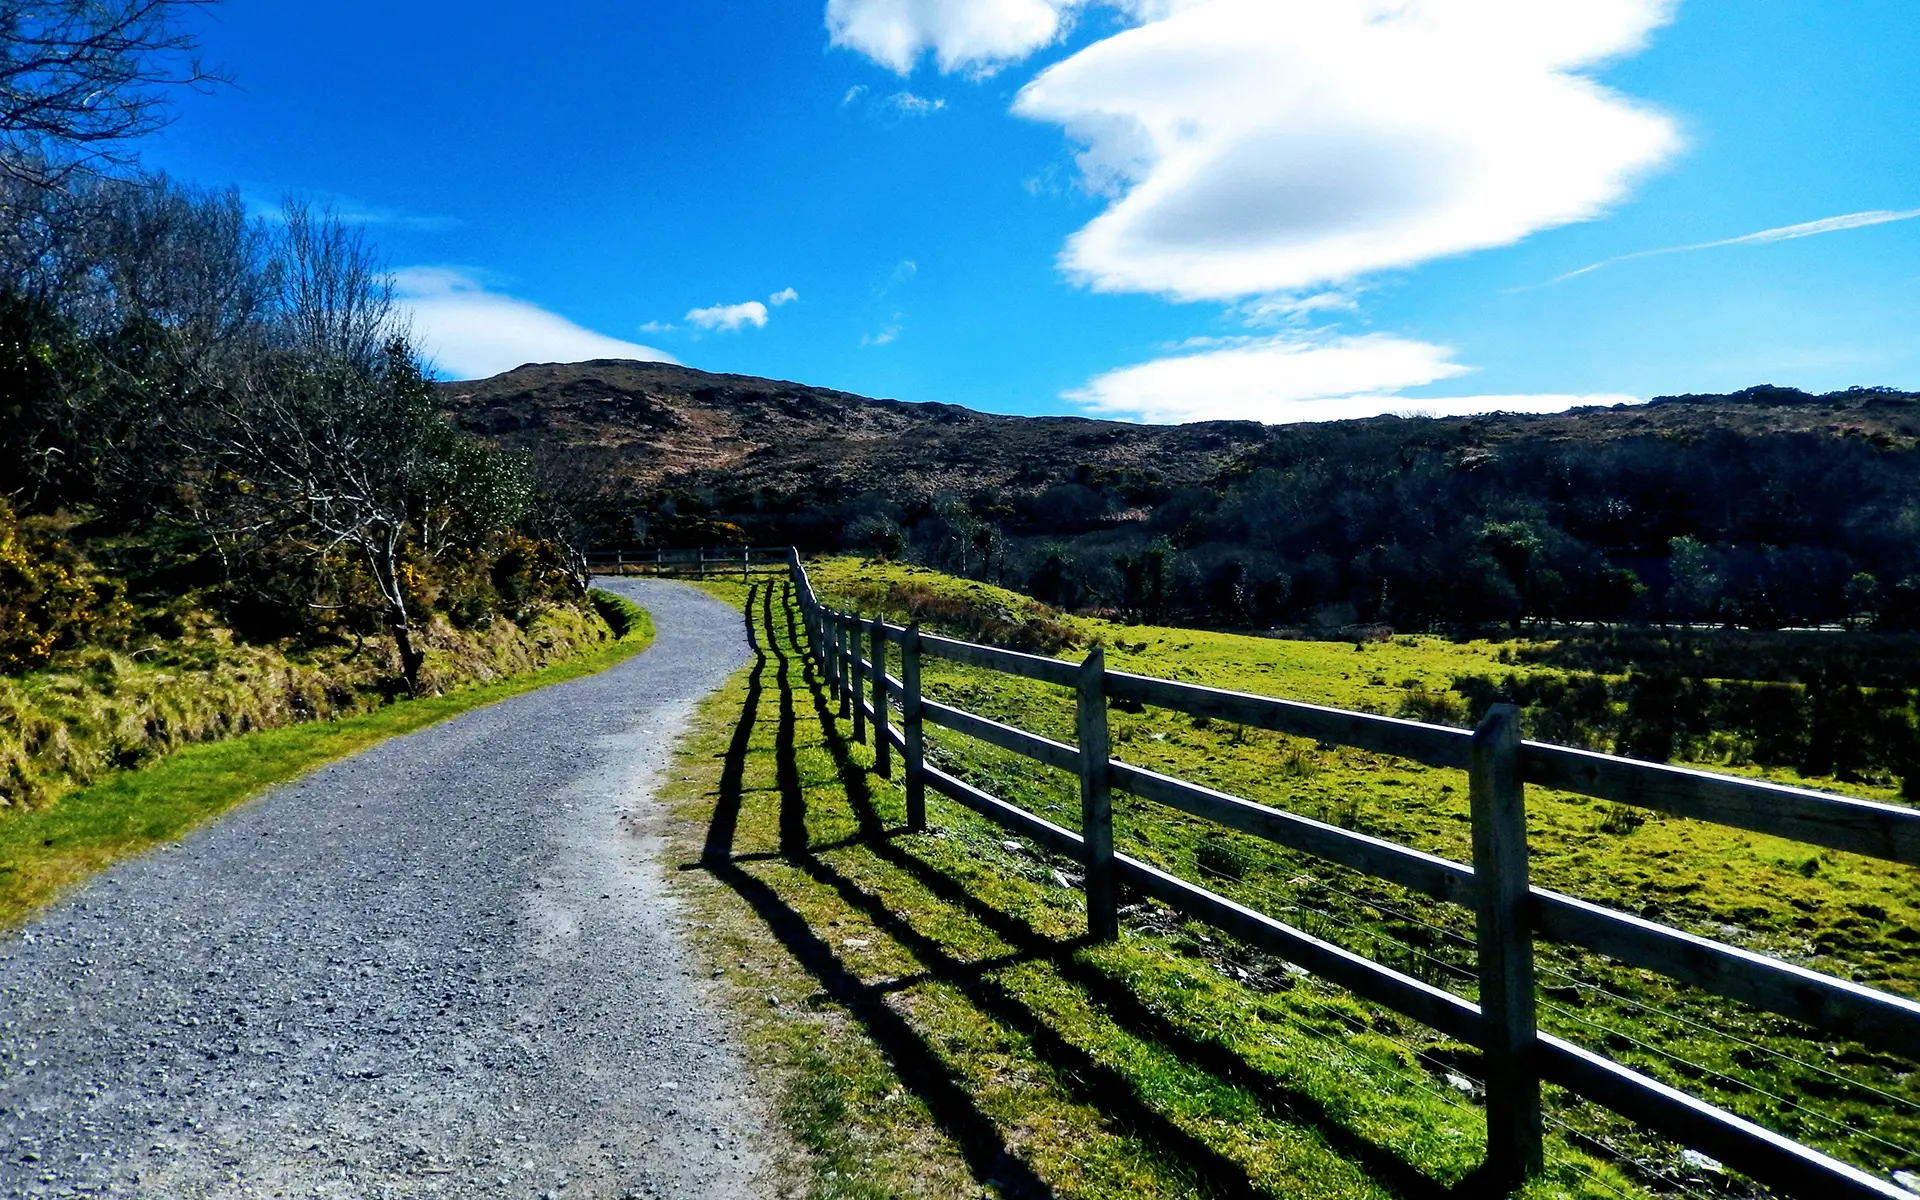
left=0, top=601, right=622, bottom=811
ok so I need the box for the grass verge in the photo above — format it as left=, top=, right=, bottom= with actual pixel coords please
left=808, top=560, right=1919, bottom=1190
left=667, top=565, right=1918, bottom=1198
left=661, top=579, right=1643, bottom=1199
left=0, top=589, right=654, bottom=926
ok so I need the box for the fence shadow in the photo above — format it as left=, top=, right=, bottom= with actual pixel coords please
left=695, top=582, right=1492, bottom=1199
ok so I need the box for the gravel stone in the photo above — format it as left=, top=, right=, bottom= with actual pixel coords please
left=0, top=580, right=773, bottom=1199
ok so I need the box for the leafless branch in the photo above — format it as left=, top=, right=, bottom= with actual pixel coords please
left=0, top=1, right=229, bottom=185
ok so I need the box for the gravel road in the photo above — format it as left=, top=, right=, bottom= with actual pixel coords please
left=0, top=579, right=778, bottom=1200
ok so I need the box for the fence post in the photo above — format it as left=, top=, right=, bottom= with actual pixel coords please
left=819, top=608, right=833, bottom=692
left=826, top=612, right=839, bottom=698
left=1077, top=646, right=1117, bottom=942
left=850, top=610, right=866, bottom=743
left=1469, top=702, right=1543, bottom=1188
left=795, top=558, right=817, bottom=669
left=836, top=615, right=850, bottom=717
left=871, top=617, right=892, bottom=778
left=902, top=622, right=926, bottom=831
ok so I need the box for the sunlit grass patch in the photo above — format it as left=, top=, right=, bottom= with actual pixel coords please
left=674, top=563, right=1919, bottom=1196
left=663, top=578, right=1651, bottom=1198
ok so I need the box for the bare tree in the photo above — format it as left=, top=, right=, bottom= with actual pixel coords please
left=0, top=170, right=272, bottom=511
left=180, top=206, right=531, bottom=694
left=272, top=199, right=399, bottom=370
left=84, top=173, right=270, bottom=351
left=0, top=169, right=269, bottom=346
left=0, top=1, right=226, bottom=184
left=521, top=451, right=609, bottom=594
left=194, top=343, right=531, bottom=694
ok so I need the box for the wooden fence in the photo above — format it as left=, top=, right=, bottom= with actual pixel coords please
left=586, top=546, right=791, bottom=580
left=778, top=550, right=1920, bottom=1199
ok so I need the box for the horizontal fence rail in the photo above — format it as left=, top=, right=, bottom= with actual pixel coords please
left=587, top=546, right=793, bottom=579
left=1521, top=741, right=1920, bottom=866
left=777, top=551, right=1918, bottom=1200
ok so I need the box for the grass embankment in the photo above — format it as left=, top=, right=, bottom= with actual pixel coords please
left=667, top=562, right=1917, bottom=1199
left=0, top=590, right=653, bottom=926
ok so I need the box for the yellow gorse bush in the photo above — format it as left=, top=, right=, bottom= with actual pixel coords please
left=0, top=501, right=134, bottom=674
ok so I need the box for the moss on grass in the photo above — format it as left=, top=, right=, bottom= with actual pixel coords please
left=0, top=589, right=653, bottom=927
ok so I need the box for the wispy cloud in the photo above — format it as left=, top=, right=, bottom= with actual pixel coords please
left=886, top=90, right=947, bottom=116
left=393, top=268, right=673, bottom=380
left=842, top=82, right=949, bottom=125
left=1537, top=207, right=1920, bottom=286
left=1234, top=290, right=1362, bottom=327
left=246, top=191, right=455, bottom=232
left=769, top=286, right=800, bottom=306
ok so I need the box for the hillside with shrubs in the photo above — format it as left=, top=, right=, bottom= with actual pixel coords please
left=0, top=171, right=611, bottom=811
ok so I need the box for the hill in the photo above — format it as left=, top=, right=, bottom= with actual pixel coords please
left=441, top=362, right=1920, bottom=632
left=438, top=358, right=1269, bottom=497
left=440, top=362, right=1920, bottom=502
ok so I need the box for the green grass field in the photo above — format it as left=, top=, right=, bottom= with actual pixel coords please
left=667, top=562, right=1918, bottom=1199
left=0, top=591, right=653, bottom=926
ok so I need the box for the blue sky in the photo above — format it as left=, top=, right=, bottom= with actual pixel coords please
left=141, top=0, right=1920, bottom=422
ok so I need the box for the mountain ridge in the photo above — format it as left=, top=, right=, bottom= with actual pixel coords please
left=440, top=358, right=1920, bottom=501
left=439, top=359, right=1920, bottom=630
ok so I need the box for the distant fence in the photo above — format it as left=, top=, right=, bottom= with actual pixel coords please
left=586, top=546, right=792, bottom=580
left=773, top=549, right=1920, bottom=1199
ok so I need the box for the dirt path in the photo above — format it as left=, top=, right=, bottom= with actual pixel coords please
left=0, top=580, right=779, bottom=1200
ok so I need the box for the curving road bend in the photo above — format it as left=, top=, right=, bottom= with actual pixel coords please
left=0, top=579, right=775, bottom=1200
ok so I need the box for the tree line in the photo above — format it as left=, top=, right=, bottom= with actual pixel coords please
left=632, top=400, right=1920, bottom=637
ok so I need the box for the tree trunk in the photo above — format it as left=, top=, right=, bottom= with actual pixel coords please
left=389, top=610, right=424, bottom=696
left=365, top=535, right=424, bottom=696
left=562, top=544, right=590, bottom=595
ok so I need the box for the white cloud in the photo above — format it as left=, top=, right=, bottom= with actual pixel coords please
left=685, top=300, right=770, bottom=332
left=769, top=287, right=801, bottom=306
left=639, top=319, right=676, bottom=333
left=393, top=268, right=675, bottom=381
left=1013, top=0, right=1681, bottom=300
left=826, top=0, right=1077, bottom=74
left=1069, top=331, right=1633, bottom=424
left=1543, top=206, right=1920, bottom=285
